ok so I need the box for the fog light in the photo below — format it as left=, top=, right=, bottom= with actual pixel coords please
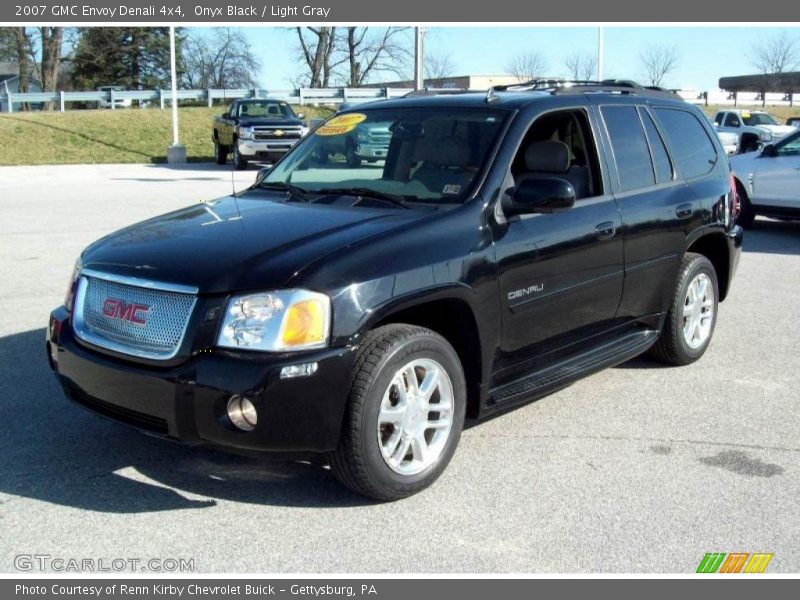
left=280, top=362, right=319, bottom=379
left=227, top=395, right=257, bottom=431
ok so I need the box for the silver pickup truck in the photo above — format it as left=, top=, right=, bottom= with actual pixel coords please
left=213, top=99, right=309, bottom=169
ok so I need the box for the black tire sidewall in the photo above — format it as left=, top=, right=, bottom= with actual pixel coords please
left=356, top=333, right=466, bottom=495
left=673, top=256, right=719, bottom=361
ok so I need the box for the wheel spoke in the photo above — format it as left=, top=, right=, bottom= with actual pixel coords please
left=410, top=436, right=431, bottom=464
left=379, top=403, right=405, bottom=425
left=389, top=436, right=412, bottom=466
left=381, top=430, right=402, bottom=459
left=418, top=367, right=440, bottom=404
left=404, top=366, right=419, bottom=395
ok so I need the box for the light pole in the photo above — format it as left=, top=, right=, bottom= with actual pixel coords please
left=414, top=27, right=426, bottom=91
left=167, top=26, right=187, bottom=164
left=597, top=26, right=604, bottom=81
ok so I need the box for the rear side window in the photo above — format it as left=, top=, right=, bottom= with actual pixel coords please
left=601, top=106, right=655, bottom=192
left=638, top=108, right=673, bottom=184
left=654, top=108, right=719, bottom=179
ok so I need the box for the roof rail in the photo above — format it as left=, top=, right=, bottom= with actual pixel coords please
left=404, top=88, right=474, bottom=98
left=485, top=79, right=679, bottom=102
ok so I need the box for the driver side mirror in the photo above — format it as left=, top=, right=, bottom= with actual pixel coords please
left=761, top=144, right=777, bottom=157
left=296, top=112, right=305, bottom=120
left=503, top=177, right=576, bottom=216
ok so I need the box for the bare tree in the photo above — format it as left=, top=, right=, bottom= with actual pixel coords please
left=563, top=52, right=597, bottom=81
left=505, top=50, right=547, bottom=82
left=339, top=27, right=409, bottom=87
left=294, top=27, right=339, bottom=88
left=639, top=45, right=679, bottom=87
left=0, top=27, right=64, bottom=109
left=750, top=32, right=800, bottom=105
left=182, top=28, right=260, bottom=89
left=751, top=31, right=800, bottom=75
left=424, top=50, right=456, bottom=87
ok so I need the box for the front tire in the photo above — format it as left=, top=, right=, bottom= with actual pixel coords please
left=329, top=324, right=466, bottom=501
left=736, top=182, right=756, bottom=229
left=214, top=139, right=228, bottom=165
left=233, top=142, right=249, bottom=170
left=345, top=143, right=361, bottom=168
left=651, top=253, right=719, bottom=366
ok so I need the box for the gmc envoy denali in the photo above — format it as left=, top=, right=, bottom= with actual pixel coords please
left=48, top=81, right=743, bottom=500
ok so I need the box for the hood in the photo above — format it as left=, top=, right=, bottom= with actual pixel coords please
left=238, top=116, right=305, bottom=128
left=759, top=124, right=795, bottom=137
left=81, top=193, right=423, bottom=294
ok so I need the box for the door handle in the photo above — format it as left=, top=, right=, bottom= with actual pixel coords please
left=595, top=221, right=616, bottom=240
left=676, top=203, right=694, bottom=219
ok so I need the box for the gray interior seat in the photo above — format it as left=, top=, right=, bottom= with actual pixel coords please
left=412, top=135, right=475, bottom=196
left=518, top=140, right=590, bottom=199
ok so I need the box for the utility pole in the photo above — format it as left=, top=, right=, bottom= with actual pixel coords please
left=167, top=26, right=187, bottom=164
left=597, top=26, right=604, bottom=81
left=414, top=27, right=426, bottom=90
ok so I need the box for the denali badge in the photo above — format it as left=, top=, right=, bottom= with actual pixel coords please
left=101, top=298, right=150, bottom=325
left=508, top=284, right=544, bottom=301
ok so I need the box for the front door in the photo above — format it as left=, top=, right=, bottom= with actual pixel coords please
left=753, top=131, right=800, bottom=207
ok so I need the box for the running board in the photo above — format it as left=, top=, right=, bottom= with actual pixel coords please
left=490, top=329, right=659, bottom=406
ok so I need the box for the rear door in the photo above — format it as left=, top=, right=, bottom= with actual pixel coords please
left=596, top=103, right=701, bottom=320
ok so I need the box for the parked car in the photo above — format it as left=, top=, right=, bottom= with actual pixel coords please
left=213, top=99, right=309, bottom=169
left=48, top=81, right=742, bottom=500
left=786, top=117, right=800, bottom=128
left=96, top=86, right=132, bottom=109
left=731, top=127, right=800, bottom=227
left=714, top=109, right=795, bottom=153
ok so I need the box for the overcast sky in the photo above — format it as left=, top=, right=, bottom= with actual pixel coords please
left=203, top=26, right=800, bottom=91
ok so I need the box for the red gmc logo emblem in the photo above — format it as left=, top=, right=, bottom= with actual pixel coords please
left=101, top=298, right=150, bottom=325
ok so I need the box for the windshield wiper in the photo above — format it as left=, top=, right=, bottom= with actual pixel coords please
left=313, top=187, right=410, bottom=209
left=257, top=181, right=310, bottom=202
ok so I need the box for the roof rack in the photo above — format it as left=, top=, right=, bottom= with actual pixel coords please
left=485, top=79, right=678, bottom=102
left=404, top=88, right=475, bottom=97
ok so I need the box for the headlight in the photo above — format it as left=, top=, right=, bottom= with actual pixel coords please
left=217, top=289, right=331, bottom=352
left=758, top=131, right=772, bottom=142
left=357, top=128, right=368, bottom=142
left=300, top=126, right=310, bottom=137
left=237, top=126, right=252, bottom=139
left=65, top=258, right=81, bottom=312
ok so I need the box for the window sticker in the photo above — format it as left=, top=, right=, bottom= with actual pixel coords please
left=741, top=111, right=751, bottom=119
left=316, top=113, right=368, bottom=136
left=443, top=184, right=462, bottom=195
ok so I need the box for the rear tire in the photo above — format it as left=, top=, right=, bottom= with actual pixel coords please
left=329, top=324, right=466, bottom=501
left=651, top=253, right=719, bottom=366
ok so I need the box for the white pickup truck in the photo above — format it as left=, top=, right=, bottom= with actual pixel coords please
left=714, top=109, right=795, bottom=153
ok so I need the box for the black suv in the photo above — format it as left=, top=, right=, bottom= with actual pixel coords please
left=48, top=81, right=742, bottom=500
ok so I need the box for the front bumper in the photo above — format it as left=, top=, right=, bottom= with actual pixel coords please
left=237, top=138, right=299, bottom=159
left=356, top=143, right=389, bottom=160
left=47, top=307, right=355, bottom=455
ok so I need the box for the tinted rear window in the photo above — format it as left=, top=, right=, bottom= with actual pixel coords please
left=653, top=108, right=718, bottom=179
left=639, top=108, right=673, bottom=184
left=601, top=106, right=655, bottom=192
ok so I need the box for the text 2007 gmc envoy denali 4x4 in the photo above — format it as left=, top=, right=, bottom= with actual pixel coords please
left=48, top=81, right=742, bottom=500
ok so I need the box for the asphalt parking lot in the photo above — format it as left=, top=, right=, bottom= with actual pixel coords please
left=1, top=162, right=798, bottom=573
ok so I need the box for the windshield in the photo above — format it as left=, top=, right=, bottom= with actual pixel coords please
left=237, top=101, right=296, bottom=118
left=742, top=112, right=778, bottom=126
left=262, top=107, right=509, bottom=203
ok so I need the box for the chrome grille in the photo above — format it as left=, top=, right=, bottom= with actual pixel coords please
left=73, top=270, right=197, bottom=360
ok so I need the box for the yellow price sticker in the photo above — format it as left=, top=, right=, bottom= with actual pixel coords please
left=315, top=113, right=367, bottom=136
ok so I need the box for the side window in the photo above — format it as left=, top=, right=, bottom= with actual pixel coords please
left=600, top=105, right=655, bottom=192
left=776, top=133, right=800, bottom=157
left=654, top=108, right=719, bottom=179
left=638, top=108, right=673, bottom=184
left=724, top=113, right=741, bottom=127
left=510, top=109, right=603, bottom=199
left=714, top=112, right=724, bottom=125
